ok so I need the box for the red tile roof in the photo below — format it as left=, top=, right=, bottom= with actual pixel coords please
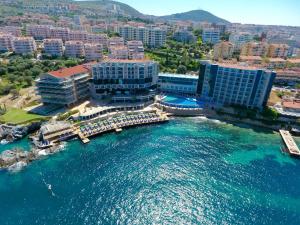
left=48, top=65, right=89, bottom=78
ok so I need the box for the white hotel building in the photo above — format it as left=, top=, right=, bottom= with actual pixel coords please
left=91, top=59, right=159, bottom=103
left=0, top=33, right=14, bottom=52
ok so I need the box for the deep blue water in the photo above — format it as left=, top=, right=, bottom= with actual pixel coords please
left=1, top=117, right=300, bottom=225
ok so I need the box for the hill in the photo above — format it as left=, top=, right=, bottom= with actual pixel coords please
left=160, top=10, right=230, bottom=24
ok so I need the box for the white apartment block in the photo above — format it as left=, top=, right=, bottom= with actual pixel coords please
left=84, top=43, right=103, bottom=61
left=118, top=25, right=166, bottom=48
left=87, top=33, right=108, bottom=48
left=65, top=41, right=85, bottom=58
left=109, top=46, right=129, bottom=60
left=241, top=42, right=269, bottom=57
left=127, top=40, right=144, bottom=59
left=229, top=32, right=253, bottom=51
left=0, top=33, right=14, bottom=52
left=213, top=41, right=234, bottom=60
left=202, top=28, right=220, bottom=44
left=108, top=37, right=125, bottom=48
left=12, top=37, right=37, bottom=55
left=43, top=39, right=63, bottom=57
left=26, top=25, right=51, bottom=40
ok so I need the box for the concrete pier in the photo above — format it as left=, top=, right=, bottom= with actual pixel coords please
left=279, top=130, right=300, bottom=157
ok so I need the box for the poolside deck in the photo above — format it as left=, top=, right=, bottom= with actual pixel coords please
left=279, top=130, right=300, bottom=157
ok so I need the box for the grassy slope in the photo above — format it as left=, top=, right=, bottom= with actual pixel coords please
left=0, top=108, right=47, bottom=125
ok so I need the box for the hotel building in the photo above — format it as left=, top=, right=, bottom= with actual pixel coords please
left=197, top=61, right=276, bottom=109
left=91, top=59, right=159, bottom=103
left=65, top=41, right=85, bottom=58
left=158, top=73, right=198, bottom=95
left=202, top=28, right=220, bottom=44
left=12, top=37, right=37, bottom=55
left=0, top=33, right=14, bottom=52
left=43, top=39, right=63, bottom=57
left=127, top=40, right=144, bottom=59
left=213, top=41, right=234, bottom=60
left=36, top=65, right=91, bottom=106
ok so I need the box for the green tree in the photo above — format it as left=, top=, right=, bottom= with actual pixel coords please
left=176, top=65, right=187, bottom=74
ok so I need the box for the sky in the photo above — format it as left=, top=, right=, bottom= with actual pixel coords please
left=117, top=0, right=300, bottom=26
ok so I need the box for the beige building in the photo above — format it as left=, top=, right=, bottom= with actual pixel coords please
left=109, top=46, right=129, bottom=60
left=12, top=37, right=37, bottom=55
left=213, top=41, right=234, bottom=60
left=65, top=41, right=85, bottom=58
left=127, top=40, right=144, bottom=59
left=26, top=25, right=51, bottom=39
left=267, top=44, right=289, bottom=58
left=241, top=42, right=269, bottom=57
left=108, top=37, right=124, bottom=48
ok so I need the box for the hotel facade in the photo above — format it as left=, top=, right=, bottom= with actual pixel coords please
left=197, top=61, right=276, bottom=109
left=91, top=59, right=159, bottom=103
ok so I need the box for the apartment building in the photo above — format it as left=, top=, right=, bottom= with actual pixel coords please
left=241, top=42, right=269, bottom=57
left=109, top=46, right=129, bottom=60
left=68, top=30, right=88, bottom=42
left=26, top=25, right=51, bottom=40
left=157, top=73, right=198, bottom=95
left=87, top=33, right=108, bottom=48
left=118, top=25, right=166, bottom=48
left=267, top=44, right=289, bottom=58
left=65, top=41, right=85, bottom=58
left=91, top=59, right=159, bottom=103
left=173, top=30, right=197, bottom=44
left=43, top=39, right=64, bottom=57
left=108, top=37, right=125, bottom=48
left=202, top=28, right=220, bottom=44
left=0, top=33, right=14, bottom=52
left=213, top=41, right=234, bottom=60
left=12, top=37, right=37, bottom=55
left=36, top=64, right=91, bottom=106
left=2, top=26, right=22, bottom=36
left=50, top=27, right=70, bottom=42
left=127, top=40, right=144, bottom=59
left=84, top=43, right=102, bottom=61
left=197, top=61, right=276, bottom=109
left=229, top=32, right=253, bottom=51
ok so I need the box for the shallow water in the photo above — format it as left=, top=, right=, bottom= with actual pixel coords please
left=0, top=117, right=300, bottom=225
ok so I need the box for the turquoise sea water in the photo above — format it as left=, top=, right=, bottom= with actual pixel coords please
left=163, top=95, right=204, bottom=108
left=1, top=117, right=300, bottom=225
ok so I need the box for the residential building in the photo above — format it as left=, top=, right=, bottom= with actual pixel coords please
left=26, top=25, right=51, bottom=40
left=84, top=43, right=102, bottom=61
left=127, top=40, right=144, bottom=59
left=108, top=37, right=124, bottom=48
left=229, top=32, right=253, bottom=51
left=197, top=61, right=276, bottom=109
left=109, top=46, right=129, bottom=60
left=36, top=64, right=91, bottom=106
left=158, top=73, right=198, bottom=95
left=91, top=59, right=159, bottom=103
left=87, top=33, right=108, bottom=48
left=12, top=37, right=37, bottom=55
left=202, top=28, right=220, bottom=44
left=50, top=27, right=70, bottom=42
left=267, top=44, right=289, bottom=58
left=68, top=30, right=88, bottom=42
left=173, top=30, right=197, bottom=43
left=43, top=39, right=63, bottom=57
left=118, top=25, right=166, bottom=48
left=0, top=33, right=14, bottom=52
left=65, top=41, right=85, bottom=58
left=2, top=26, right=22, bottom=36
left=213, top=41, right=234, bottom=60
left=241, top=42, right=269, bottom=57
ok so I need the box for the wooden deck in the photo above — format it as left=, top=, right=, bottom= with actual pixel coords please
left=279, top=130, right=300, bottom=157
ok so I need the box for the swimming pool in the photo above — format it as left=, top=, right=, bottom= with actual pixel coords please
left=160, top=95, right=205, bottom=108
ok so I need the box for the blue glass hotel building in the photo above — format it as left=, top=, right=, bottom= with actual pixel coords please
left=197, top=61, right=276, bottom=109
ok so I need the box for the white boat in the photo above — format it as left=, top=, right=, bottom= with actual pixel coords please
left=0, top=139, right=9, bottom=145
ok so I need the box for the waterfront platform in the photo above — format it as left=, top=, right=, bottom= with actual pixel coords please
left=279, top=130, right=300, bottom=157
